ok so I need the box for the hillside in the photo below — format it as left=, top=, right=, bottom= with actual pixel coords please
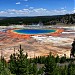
left=0, top=13, right=75, bottom=26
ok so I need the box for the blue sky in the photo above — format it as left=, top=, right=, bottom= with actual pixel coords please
left=0, top=0, right=74, bottom=16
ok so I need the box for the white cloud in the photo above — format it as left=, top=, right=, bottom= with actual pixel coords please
left=73, top=10, right=75, bottom=13
left=0, top=8, right=74, bottom=17
left=72, top=7, right=75, bottom=13
left=16, top=2, right=21, bottom=5
left=0, top=11, right=7, bottom=14
left=61, top=6, right=67, bottom=10
left=29, top=7, right=34, bottom=9
left=61, top=8, right=64, bottom=10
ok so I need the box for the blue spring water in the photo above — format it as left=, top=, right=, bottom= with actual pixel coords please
left=14, top=29, right=56, bottom=34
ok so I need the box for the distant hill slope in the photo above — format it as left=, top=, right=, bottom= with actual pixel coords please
left=0, top=13, right=75, bottom=26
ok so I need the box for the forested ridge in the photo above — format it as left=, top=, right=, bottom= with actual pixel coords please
left=0, top=13, right=75, bottom=26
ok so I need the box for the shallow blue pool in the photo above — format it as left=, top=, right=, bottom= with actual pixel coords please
left=14, top=29, right=56, bottom=34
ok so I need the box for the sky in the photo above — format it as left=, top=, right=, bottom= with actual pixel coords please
left=0, top=0, right=74, bottom=17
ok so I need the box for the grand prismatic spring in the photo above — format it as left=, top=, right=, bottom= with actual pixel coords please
left=13, top=29, right=56, bottom=34
left=0, top=25, right=74, bottom=61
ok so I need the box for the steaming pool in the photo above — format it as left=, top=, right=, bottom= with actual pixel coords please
left=13, top=29, right=56, bottom=34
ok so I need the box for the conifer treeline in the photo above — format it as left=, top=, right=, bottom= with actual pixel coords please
left=0, top=44, right=75, bottom=75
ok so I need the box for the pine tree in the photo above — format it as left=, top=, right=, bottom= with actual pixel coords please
left=9, top=45, right=29, bottom=75
left=44, top=53, right=56, bottom=75
left=68, top=62, right=75, bottom=75
left=55, top=55, right=60, bottom=63
left=60, top=56, right=66, bottom=63
left=0, top=59, right=11, bottom=75
left=61, top=66, right=68, bottom=75
left=32, top=63, right=38, bottom=75
left=52, top=65, right=61, bottom=75
left=9, top=53, right=17, bottom=74
left=71, top=39, right=75, bottom=57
